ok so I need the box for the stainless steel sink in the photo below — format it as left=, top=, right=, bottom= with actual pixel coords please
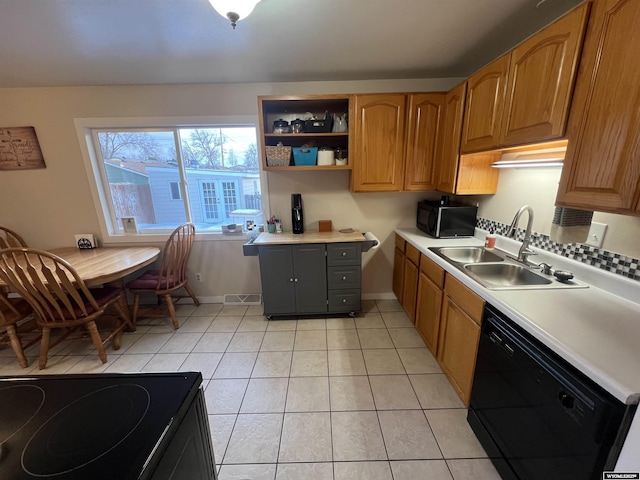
left=428, top=246, right=588, bottom=290
left=464, top=263, right=552, bottom=287
left=433, top=246, right=504, bottom=264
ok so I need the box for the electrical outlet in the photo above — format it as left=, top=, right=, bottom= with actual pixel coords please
left=586, top=222, right=608, bottom=248
left=195, top=273, right=202, bottom=282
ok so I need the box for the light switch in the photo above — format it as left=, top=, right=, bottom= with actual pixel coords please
left=586, top=222, right=608, bottom=248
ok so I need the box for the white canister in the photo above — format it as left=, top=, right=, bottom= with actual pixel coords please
left=317, top=147, right=335, bottom=166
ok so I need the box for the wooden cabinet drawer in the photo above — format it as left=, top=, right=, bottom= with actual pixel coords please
left=328, top=266, right=361, bottom=289
left=420, top=253, right=444, bottom=288
left=328, top=289, right=361, bottom=312
left=405, top=243, right=420, bottom=266
left=444, top=274, right=484, bottom=324
left=395, top=234, right=406, bottom=252
left=327, top=243, right=361, bottom=266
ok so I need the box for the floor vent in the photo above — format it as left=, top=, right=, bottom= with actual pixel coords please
left=223, top=294, right=262, bottom=305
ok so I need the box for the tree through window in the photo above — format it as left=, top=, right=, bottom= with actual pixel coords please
left=93, top=125, right=261, bottom=233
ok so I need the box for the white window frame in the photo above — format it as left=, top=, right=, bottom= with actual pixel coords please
left=74, top=115, right=269, bottom=244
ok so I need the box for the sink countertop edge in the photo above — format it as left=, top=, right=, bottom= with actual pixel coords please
left=395, top=227, right=640, bottom=405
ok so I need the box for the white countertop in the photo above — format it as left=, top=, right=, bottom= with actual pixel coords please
left=396, top=227, right=640, bottom=405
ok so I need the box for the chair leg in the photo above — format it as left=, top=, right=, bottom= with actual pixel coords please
left=39, top=327, right=51, bottom=370
left=86, top=321, right=107, bottom=364
left=165, top=294, right=180, bottom=329
left=132, top=293, right=140, bottom=326
left=5, top=325, right=28, bottom=368
left=184, top=283, right=201, bottom=306
left=115, top=294, right=136, bottom=333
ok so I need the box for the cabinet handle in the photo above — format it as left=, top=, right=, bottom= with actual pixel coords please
left=294, top=278, right=299, bottom=282
left=342, top=276, right=347, bottom=281
left=341, top=252, right=347, bottom=257
left=289, top=278, right=294, bottom=282
left=342, top=298, right=347, bottom=303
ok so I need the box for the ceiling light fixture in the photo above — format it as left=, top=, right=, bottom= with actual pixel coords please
left=491, top=157, right=564, bottom=169
left=208, top=0, right=262, bottom=29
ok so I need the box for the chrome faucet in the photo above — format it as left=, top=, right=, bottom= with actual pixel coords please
left=507, top=205, right=537, bottom=264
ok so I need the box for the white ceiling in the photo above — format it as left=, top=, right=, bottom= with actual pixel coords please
left=0, top=0, right=584, bottom=88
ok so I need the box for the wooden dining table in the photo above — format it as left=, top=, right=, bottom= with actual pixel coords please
left=0, top=246, right=161, bottom=289
left=46, top=246, right=161, bottom=287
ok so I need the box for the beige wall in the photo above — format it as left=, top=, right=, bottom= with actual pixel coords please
left=0, top=78, right=459, bottom=300
left=477, top=168, right=640, bottom=259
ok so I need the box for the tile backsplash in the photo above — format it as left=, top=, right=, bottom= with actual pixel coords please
left=477, top=217, right=640, bottom=282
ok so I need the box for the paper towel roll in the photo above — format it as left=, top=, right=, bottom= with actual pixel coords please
left=364, top=231, right=380, bottom=250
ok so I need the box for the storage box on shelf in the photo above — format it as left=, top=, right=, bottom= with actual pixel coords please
left=258, top=95, right=352, bottom=171
left=292, top=147, right=318, bottom=166
left=264, top=145, right=292, bottom=167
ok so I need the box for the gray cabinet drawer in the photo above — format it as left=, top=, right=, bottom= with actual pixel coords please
left=327, top=266, right=361, bottom=289
left=328, top=289, right=361, bottom=312
left=327, top=243, right=362, bottom=266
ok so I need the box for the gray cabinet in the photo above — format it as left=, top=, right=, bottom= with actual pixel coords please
left=259, top=244, right=328, bottom=317
left=258, top=242, right=363, bottom=318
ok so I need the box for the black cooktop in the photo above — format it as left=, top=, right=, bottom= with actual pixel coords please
left=0, top=372, right=202, bottom=480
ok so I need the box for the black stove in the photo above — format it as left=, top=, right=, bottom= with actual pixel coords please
left=0, top=372, right=211, bottom=480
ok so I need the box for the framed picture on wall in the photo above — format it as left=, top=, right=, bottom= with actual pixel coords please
left=0, top=126, right=46, bottom=170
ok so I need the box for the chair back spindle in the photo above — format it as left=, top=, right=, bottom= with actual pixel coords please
left=0, top=226, right=27, bottom=249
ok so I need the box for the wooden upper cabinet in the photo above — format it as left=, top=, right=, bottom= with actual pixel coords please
left=404, top=93, right=446, bottom=191
left=351, top=94, right=407, bottom=192
left=500, top=3, right=590, bottom=147
left=557, top=0, right=640, bottom=214
left=460, top=54, right=510, bottom=153
left=436, top=83, right=467, bottom=193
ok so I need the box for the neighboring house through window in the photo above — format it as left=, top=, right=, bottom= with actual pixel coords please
left=76, top=117, right=264, bottom=239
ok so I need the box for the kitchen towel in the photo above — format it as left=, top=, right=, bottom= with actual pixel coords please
left=364, top=231, right=381, bottom=250
left=550, top=207, right=593, bottom=244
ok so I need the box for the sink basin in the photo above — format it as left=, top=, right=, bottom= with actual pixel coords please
left=432, top=246, right=504, bottom=264
left=464, top=263, right=552, bottom=287
left=428, top=245, right=587, bottom=290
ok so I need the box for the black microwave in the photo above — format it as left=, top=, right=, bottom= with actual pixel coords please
left=417, top=200, right=478, bottom=238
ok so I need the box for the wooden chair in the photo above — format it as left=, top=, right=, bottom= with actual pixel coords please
left=127, top=223, right=200, bottom=329
left=0, top=227, right=27, bottom=297
left=0, top=248, right=134, bottom=369
left=0, top=226, right=27, bottom=249
left=0, top=295, right=36, bottom=368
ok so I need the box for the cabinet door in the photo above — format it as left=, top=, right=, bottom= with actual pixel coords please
left=437, top=297, right=481, bottom=406
left=292, top=244, right=327, bottom=314
left=401, top=256, right=419, bottom=323
left=460, top=54, right=510, bottom=153
left=404, top=93, right=446, bottom=191
left=557, top=0, right=640, bottom=214
left=393, top=248, right=405, bottom=301
left=151, top=392, right=216, bottom=480
left=351, top=94, right=407, bottom=192
left=259, top=245, right=296, bottom=315
left=415, top=270, right=443, bottom=355
left=436, top=83, right=467, bottom=193
left=500, top=3, right=589, bottom=147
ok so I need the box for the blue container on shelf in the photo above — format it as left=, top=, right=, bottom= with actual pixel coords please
left=292, top=147, right=318, bottom=166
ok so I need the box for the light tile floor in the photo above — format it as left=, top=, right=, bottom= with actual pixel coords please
left=0, top=299, right=501, bottom=480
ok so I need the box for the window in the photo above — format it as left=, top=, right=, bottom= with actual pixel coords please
left=78, top=118, right=264, bottom=239
left=169, top=182, right=182, bottom=200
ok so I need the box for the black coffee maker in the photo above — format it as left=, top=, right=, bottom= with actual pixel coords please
left=291, top=193, right=304, bottom=234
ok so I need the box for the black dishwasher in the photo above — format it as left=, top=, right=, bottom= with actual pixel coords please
left=468, top=305, right=634, bottom=480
